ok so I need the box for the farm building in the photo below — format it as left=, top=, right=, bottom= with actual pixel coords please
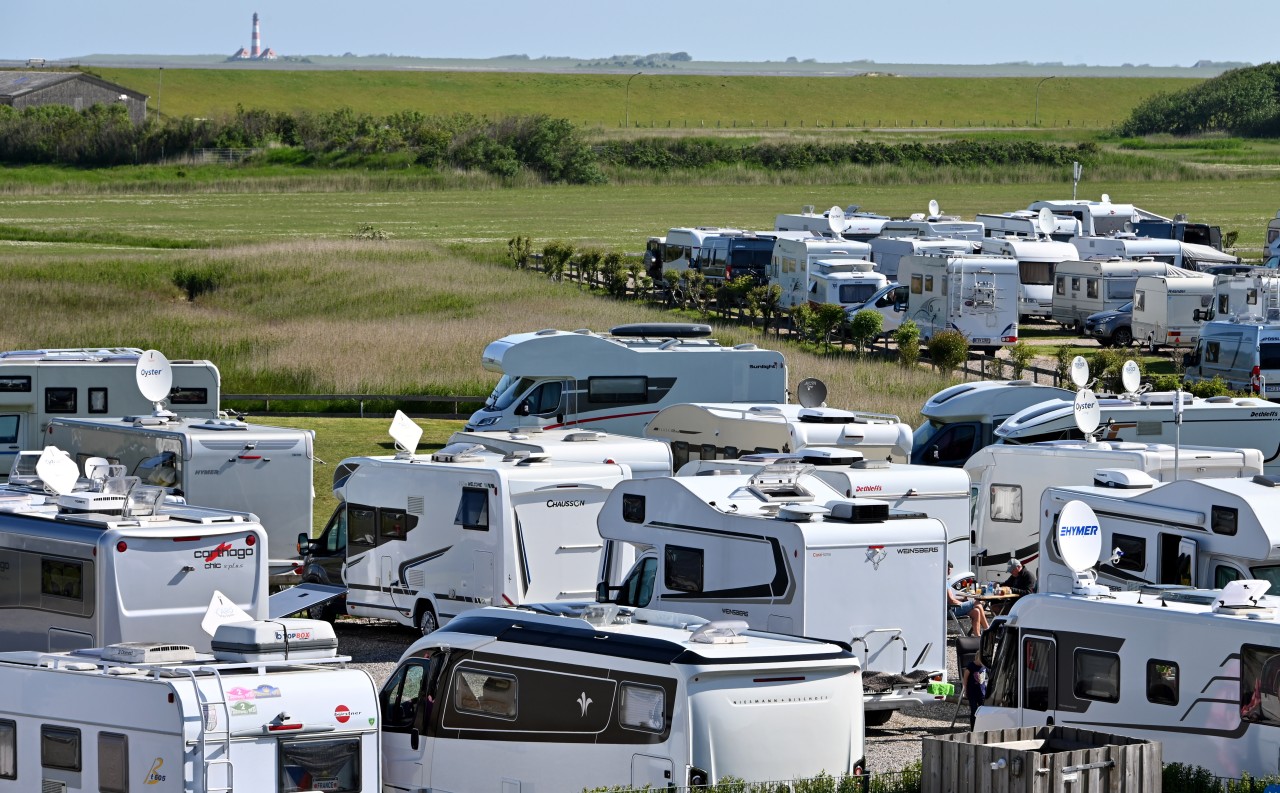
left=0, top=71, right=147, bottom=125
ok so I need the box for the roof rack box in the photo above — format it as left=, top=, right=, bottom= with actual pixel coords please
left=210, top=619, right=338, bottom=662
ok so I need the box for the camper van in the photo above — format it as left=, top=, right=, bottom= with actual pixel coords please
left=980, top=237, right=1080, bottom=321
left=867, top=237, right=973, bottom=281
left=994, top=391, right=1280, bottom=472
left=977, top=210, right=1081, bottom=242
left=806, top=259, right=888, bottom=311
left=0, top=620, right=380, bottom=793
left=845, top=283, right=909, bottom=335
left=890, top=254, right=1020, bottom=352
left=775, top=204, right=891, bottom=242
left=1051, top=259, right=1174, bottom=331
left=325, top=442, right=631, bottom=635
left=657, top=228, right=742, bottom=278
left=1133, top=213, right=1223, bottom=249
left=0, top=348, right=220, bottom=474
left=383, top=603, right=867, bottom=791
left=46, top=415, right=314, bottom=585
left=1131, top=269, right=1215, bottom=350
left=695, top=231, right=813, bottom=286
left=1183, top=319, right=1280, bottom=396
left=465, top=325, right=788, bottom=437
left=595, top=465, right=949, bottom=724
left=643, top=402, right=912, bottom=466
left=0, top=448, right=268, bottom=652
left=975, top=582, right=1280, bottom=779
left=769, top=236, right=873, bottom=309
left=912, top=380, right=1074, bottom=467
left=965, top=440, right=1264, bottom=583
left=447, top=426, right=673, bottom=478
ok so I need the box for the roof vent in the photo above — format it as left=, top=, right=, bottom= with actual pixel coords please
left=1214, top=580, right=1274, bottom=618
left=689, top=620, right=748, bottom=644
left=850, top=459, right=891, bottom=470
left=431, top=443, right=487, bottom=463
left=748, top=405, right=785, bottom=415
left=1093, top=469, right=1157, bottom=489
left=102, top=642, right=196, bottom=664
left=1253, top=475, right=1280, bottom=488
left=826, top=499, right=890, bottom=523
left=695, top=468, right=741, bottom=476
left=796, top=448, right=865, bottom=466
left=563, top=430, right=606, bottom=442
left=775, top=503, right=829, bottom=522
left=514, top=452, right=552, bottom=466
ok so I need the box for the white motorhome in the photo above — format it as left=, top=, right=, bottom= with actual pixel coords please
left=867, top=237, right=974, bottom=280
left=1131, top=269, right=1215, bottom=349
left=806, top=259, right=888, bottom=311
left=768, top=237, right=873, bottom=310
left=977, top=210, right=1081, bottom=242
left=331, top=442, right=630, bottom=635
left=657, top=227, right=743, bottom=276
left=1207, top=272, right=1280, bottom=323
left=995, top=391, right=1280, bottom=472
left=1071, top=234, right=1184, bottom=265
left=0, top=620, right=379, bottom=793
left=965, top=440, right=1265, bottom=583
left=775, top=204, right=891, bottom=242
left=976, top=581, right=1280, bottom=780
left=382, top=603, right=866, bottom=791
left=595, top=465, right=949, bottom=724
left=465, top=324, right=788, bottom=437
left=913, top=381, right=1075, bottom=467
left=1027, top=197, right=1142, bottom=237
left=46, top=415, right=314, bottom=584
left=980, top=237, right=1079, bottom=321
left=1051, top=259, right=1175, bottom=330
left=1183, top=319, right=1280, bottom=396
left=0, top=348, right=220, bottom=474
left=448, top=426, right=673, bottom=478
left=0, top=448, right=268, bottom=652
left=643, top=402, right=912, bottom=466
left=891, top=254, right=1020, bottom=352
left=876, top=210, right=985, bottom=243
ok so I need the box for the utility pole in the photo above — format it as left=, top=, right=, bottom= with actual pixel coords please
left=1034, top=75, right=1055, bottom=127
left=625, top=72, right=642, bottom=128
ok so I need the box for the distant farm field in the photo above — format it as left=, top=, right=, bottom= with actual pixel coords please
left=89, top=67, right=1195, bottom=130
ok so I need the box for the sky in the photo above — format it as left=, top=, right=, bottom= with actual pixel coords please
left=5, top=0, right=1277, bottom=67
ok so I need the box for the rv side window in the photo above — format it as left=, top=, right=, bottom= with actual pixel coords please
left=41, top=725, right=81, bottom=772
left=380, top=508, right=414, bottom=542
left=169, top=387, right=209, bottom=405
left=1216, top=565, right=1243, bottom=588
left=381, top=659, right=428, bottom=730
left=986, top=626, right=1017, bottom=709
left=1107, top=280, right=1135, bottom=301
left=910, top=274, right=923, bottom=295
left=1086, top=278, right=1099, bottom=300
left=278, top=737, right=361, bottom=793
left=0, top=375, right=30, bottom=392
left=1073, top=650, right=1120, bottom=702
left=1022, top=637, right=1056, bottom=712
left=348, top=506, right=377, bottom=548
left=1146, top=660, right=1179, bottom=706
left=1055, top=277, right=1065, bottom=296
left=1071, top=277, right=1081, bottom=293
left=988, top=485, right=1022, bottom=522
left=41, top=558, right=83, bottom=600
left=1219, top=294, right=1230, bottom=315
left=1249, top=288, right=1259, bottom=306
left=587, top=377, right=648, bottom=405
left=453, top=669, right=517, bottom=720
left=45, top=387, right=77, bottom=414
left=0, top=719, right=14, bottom=779
left=924, top=274, right=934, bottom=292
left=1112, top=534, right=1146, bottom=573
left=98, top=732, right=128, bottom=793
left=1261, top=343, right=1280, bottom=370
left=0, top=416, right=16, bottom=445
left=455, top=487, right=490, bottom=531
left=1205, top=342, right=1220, bottom=364
left=1133, top=291, right=1145, bottom=312
left=619, top=683, right=667, bottom=732
left=665, top=545, right=704, bottom=593
left=1241, top=644, right=1280, bottom=726
left=88, top=387, right=108, bottom=414
left=1211, top=506, right=1238, bottom=536
left=621, top=493, right=645, bottom=524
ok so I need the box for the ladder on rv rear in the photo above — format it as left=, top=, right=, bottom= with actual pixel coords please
left=179, top=666, right=235, bottom=793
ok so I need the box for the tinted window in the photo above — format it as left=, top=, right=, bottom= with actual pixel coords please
left=1086, top=278, right=1100, bottom=299
left=622, top=493, right=645, bottom=524
left=0, top=376, right=30, bottom=392
left=665, top=545, right=703, bottom=593
left=1056, top=277, right=1066, bottom=296
left=169, top=387, right=209, bottom=405
left=87, top=387, right=108, bottom=414
left=41, top=558, right=83, bottom=600
left=587, top=377, right=647, bottom=405
left=1261, top=344, right=1280, bottom=370
left=348, top=506, right=377, bottom=548
left=1019, top=261, right=1054, bottom=286
left=525, top=381, right=563, bottom=415
left=1242, top=644, right=1280, bottom=726
left=1107, top=280, right=1135, bottom=300
left=838, top=283, right=878, bottom=305
left=45, top=387, right=76, bottom=413
left=911, top=274, right=923, bottom=295
left=380, top=508, right=414, bottom=542
left=1113, top=534, right=1146, bottom=572
left=1147, top=660, right=1179, bottom=706
left=455, top=487, right=490, bottom=531
left=99, top=732, right=129, bottom=793
left=1212, top=506, right=1238, bottom=536
left=453, top=669, right=517, bottom=719
left=617, top=556, right=657, bottom=608
left=0, top=416, right=16, bottom=445
left=41, top=725, right=81, bottom=771
left=0, top=720, right=13, bottom=779
left=1074, top=650, right=1120, bottom=702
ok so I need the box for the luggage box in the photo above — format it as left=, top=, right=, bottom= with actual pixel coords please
left=211, top=619, right=338, bottom=662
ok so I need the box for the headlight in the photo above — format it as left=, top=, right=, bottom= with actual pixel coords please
left=473, top=416, right=500, bottom=427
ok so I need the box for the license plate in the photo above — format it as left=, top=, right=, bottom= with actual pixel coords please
left=973, top=338, right=993, bottom=344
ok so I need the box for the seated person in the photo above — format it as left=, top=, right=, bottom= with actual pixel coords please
left=946, top=583, right=989, bottom=636
left=1001, top=558, right=1037, bottom=596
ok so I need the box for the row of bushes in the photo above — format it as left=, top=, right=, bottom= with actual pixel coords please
left=1116, top=61, right=1280, bottom=137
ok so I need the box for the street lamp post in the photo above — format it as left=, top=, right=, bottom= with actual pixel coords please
left=1034, top=75, right=1055, bottom=127
left=625, top=72, right=642, bottom=128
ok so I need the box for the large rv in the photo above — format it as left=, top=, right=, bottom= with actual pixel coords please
left=806, top=260, right=888, bottom=311
left=979, top=237, right=1079, bottom=321
left=656, top=227, right=742, bottom=277
left=891, top=254, right=1020, bottom=352
left=465, top=325, right=788, bottom=436
left=1026, top=197, right=1142, bottom=237
left=0, top=449, right=268, bottom=652
left=383, top=603, right=866, bottom=790
left=595, top=465, right=949, bottom=724
left=0, top=348, right=220, bottom=474
left=768, top=236, right=873, bottom=310
left=1071, top=235, right=1238, bottom=271
left=775, top=204, right=890, bottom=242
left=1184, top=318, right=1280, bottom=396
left=1209, top=272, right=1280, bottom=322
left=0, top=620, right=380, bottom=793
left=1131, top=269, right=1215, bottom=350
left=447, top=426, right=673, bottom=478
left=46, top=415, right=314, bottom=584
left=1051, top=259, right=1174, bottom=331
left=977, top=210, right=1081, bottom=242
left=867, top=237, right=973, bottom=281
left=912, top=380, right=1074, bottom=467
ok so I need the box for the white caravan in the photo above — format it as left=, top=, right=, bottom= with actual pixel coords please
left=1071, top=234, right=1184, bottom=265
left=1051, top=258, right=1176, bottom=330
left=775, top=204, right=891, bottom=242
left=1184, top=319, right=1280, bottom=396
left=876, top=209, right=985, bottom=243
left=965, top=440, right=1264, bottom=583
left=976, top=581, right=1280, bottom=779
left=807, top=259, right=888, bottom=311
left=382, top=603, right=866, bottom=791
left=334, top=442, right=630, bottom=634
left=643, top=402, right=912, bottom=465
left=977, top=210, right=1081, bottom=242
left=466, top=324, right=788, bottom=436
left=657, top=227, right=741, bottom=276
left=448, top=426, right=673, bottom=478
left=0, top=348, right=220, bottom=474
left=0, top=449, right=267, bottom=652
left=595, top=465, right=949, bottom=724
left=912, top=381, right=1075, bottom=467
left=867, top=236, right=974, bottom=280
left=1027, top=197, right=1141, bottom=237
left=995, top=391, right=1280, bottom=472
left=892, top=254, right=1020, bottom=352
left=0, top=620, right=379, bottom=793
left=980, top=237, right=1079, bottom=320
left=1131, top=269, right=1215, bottom=349
left=769, top=236, right=873, bottom=310
left=1209, top=272, right=1280, bottom=322
left=46, top=415, right=314, bottom=584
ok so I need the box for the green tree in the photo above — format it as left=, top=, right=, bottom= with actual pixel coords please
left=813, top=304, right=847, bottom=351
left=748, top=284, right=784, bottom=334
left=894, top=320, right=922, bottom=368
left=928, top=330, right=970, bottom=374
left=847, top=309, right=883, bottom=356
left=790, top=304, right=815, bottom=344
left=1008, top=341, right=1036, bottom=379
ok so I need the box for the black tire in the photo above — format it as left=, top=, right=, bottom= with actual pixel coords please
left=417, top=603, right=440, bottom=636
left=865, top=709, right=894, bottom=727
left=1112, top=327, right=1133, bottom=348
left=302, top=578, right=340, bottom=622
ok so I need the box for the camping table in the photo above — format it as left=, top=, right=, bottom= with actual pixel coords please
left=972, top=592, right=1022, bottom=617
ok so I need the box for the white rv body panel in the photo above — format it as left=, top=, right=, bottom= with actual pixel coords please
left=806, top=259, right=887, bottom=311
left=768, top=237, right=873, bottom=310
left=0, top=628, right=379, bottom=792
left=775, top=206, right=891, bottom=243
left=335, top=447, right=630, bottom=631
left=596, top=470, right=948, bottom=717
left=895, top=254, right=1020, bottom=351
left=1184, top=320, right=1280, bottom=395
left=383, top=604, right=864, bottom=790
left=1211, top=273, right=1280, bottom=323
left=1071, top=235, right=1184, bottom=265
left=659, top=227, right=741, bottom=274
left=913, top=381, right=1075, bottom=467
left=0, top=348, right=220, bottom=474
left=877, top=217, right=985, bottom=242
left=867, top=237, right=973, bottom=280
left=1131, top=270, right=1215, bottom=349
left=1026, top=198, right=1139, bottom=237
left=980, top=237, right=1080, bottom=320
left=965, top=440, right=1264, bottom=583
left=448, top=426, right=673, bottom=478
left=1051, top=259, right=1175, bottom=329
left=995, top=391, right=1280, bottom=473
left=643, top=402, right=912, bottom=465
left=45, top=416, right=314, bottom=583
left=976, top=588, right=1280, bottom=779
left=466, top=327, right=788, bottom=436
left=977, top=210, right=1081, bottom=242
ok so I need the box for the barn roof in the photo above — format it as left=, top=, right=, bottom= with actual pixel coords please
left=0, top=71, right=147, bottom=101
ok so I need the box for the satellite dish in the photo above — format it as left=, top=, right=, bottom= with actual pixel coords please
left=388, top=410, right=423, bottom=455
left=200, top=590, right=253, bottom=637
left=1100, top=193, right=1111, bottom=204
left=796, top=378, right=828, bottom=408
left=35, top=446, right=80, bottom=496
left=827, top=206, right=846, bottom=234
left=1069, top=355, right=1090, bottom=388
left=1073, top=388, right=1101, bottom=437
left=1037, top=207, right=1056, bottom=237
left=136, top=350, right=173, bottom=404
left=927, top=199, right=940, bottom=218
left=1056, top=500, right=1103, bottom=574
left=1121, top=360, right=1141, bottom=394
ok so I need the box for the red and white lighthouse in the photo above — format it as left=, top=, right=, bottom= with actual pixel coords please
left=251, top=13, right=261, bottom=58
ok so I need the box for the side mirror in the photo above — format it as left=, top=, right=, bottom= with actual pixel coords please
left=929, top=447, right=940, bottom=462
left=296, top=532, right=312, bottom=556
left=596, top=581, right=613, bottom=603
left=515, top=402, right=531, bottom=417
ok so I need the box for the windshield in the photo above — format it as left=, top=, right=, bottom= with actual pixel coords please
left=839, top=283, right=879, bottom=304
left=913, top=419, right=945, bottom=456
left=487, top=375, right=537, bottom=411
left=1251, top=565, right=1280, bottom=590
left=1117, top=301, right=1133, bottom=313
left=728, top=239, right=775, bottom=267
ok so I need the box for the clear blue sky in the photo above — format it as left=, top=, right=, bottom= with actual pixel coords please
left=6, top=0, right=1275, bottom=66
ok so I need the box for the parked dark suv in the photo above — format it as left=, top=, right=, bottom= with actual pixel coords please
left=1084, top=301, right=1133, bottom=347
left=694, top=234, right=776, bottom=285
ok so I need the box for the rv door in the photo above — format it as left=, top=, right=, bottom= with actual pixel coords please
left=0, top=413, right=19, bottom=474
left=381, top=652, right=447, bottom=791
left=1021, top=634, right=1058, bottom=726
left=1159, top=534, right=1197, bottom=587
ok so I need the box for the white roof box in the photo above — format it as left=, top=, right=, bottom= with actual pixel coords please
left=211, top=619, right=338, bottom=662
left=1092, top=469, right=1157, bottom=489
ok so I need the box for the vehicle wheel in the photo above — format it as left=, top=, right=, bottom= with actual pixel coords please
left=306, top=598, right=340, bottom=623
left=417, top=604, right=440, bottom=636
left=864, top=709, right=894, bottom=727
left=1112, top=327, right=1133, bottom=347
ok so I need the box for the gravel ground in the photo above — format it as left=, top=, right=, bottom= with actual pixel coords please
left=333, top=617, right=972, bottom=776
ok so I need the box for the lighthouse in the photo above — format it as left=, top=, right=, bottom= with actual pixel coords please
left=251, top=13, right=261, bottom=59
